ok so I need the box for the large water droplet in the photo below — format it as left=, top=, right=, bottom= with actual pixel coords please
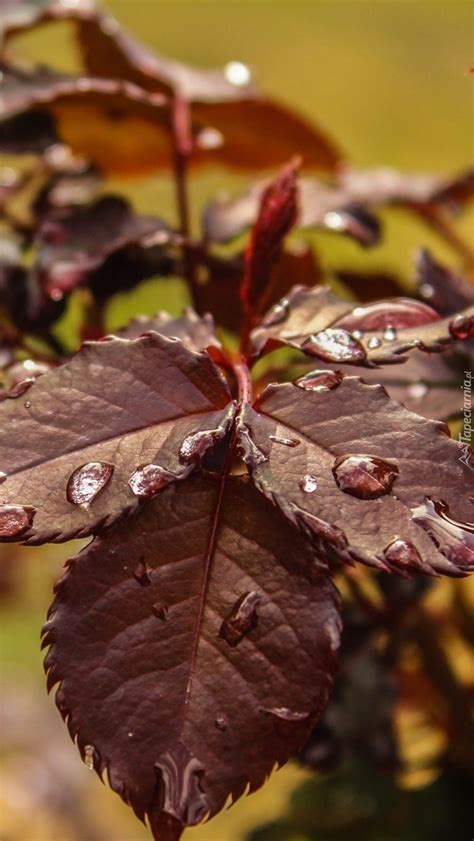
left=302, top=329, right=367, bottom=364
left=66, top=462, right=114, bottom=506
left=269, top=435, right=300, bottom=448
left=179, top=404, right=235, bottom=465
left=300, top=474, right=318, bottom=493
left=333, top=455, right=399, bottom=499
left=411, top=497, right=474, bottom=570
left=128, top=464, right=175, bottom=498
left=153, top=602, right=169, bottom=620
left=0, top=504, right=34, bottom=538
left=336, top=299, right=439, bottom=331
left=383, top=538, right=423, bottom=572
left=261, top=298, right=290, bottom=327
left=449, top=313, right=474, bottom=341
left=295, top=369, right=343, bottom=392
left=215, top=716, right=228, bottom=732
left=219, top=591, right=261, bottom=647
left=134, top=561, right=152, bottom=586
left=237, top=423, right=268, bottom=466
left=155, top=744, right=208, bottom=826
left=83, top=745, right=96, bottom=771
left=260, top=706, right=310, bottom=737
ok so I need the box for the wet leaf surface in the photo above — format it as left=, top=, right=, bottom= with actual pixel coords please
left=0, top=333, right=233, bottom=543
left=42, top=475, right=341, bottom=840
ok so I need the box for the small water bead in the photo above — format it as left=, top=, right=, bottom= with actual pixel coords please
left=128, top=464, right=175, bottom=498
left=134, top=561, right=152, bottom=586
left=352, top=329, right=364, bottom=340
left=269, top=435, right=300, bottom=448
left=24, top=401, right=31, bottom=409
left=224, top=60, right=252, bottom=87
left=408, top=383, right=428, bottom=399
left=152, top=602, right=169, bottom=621
left=215, top=716, right=228, bottom=732
left=383, top=325, right=397, bottom=342
left=449, top=313, right=474, bottom=341
left=66, top=462, right=114, bottom=506
left=333, top=455, right=399, bottom=500
left=383, top=539, right=423, bottom=572
left=83, top=745, right=96, bottom=771
left=219, top=591, right=261, bottom=648
left=0, top=504, right=34, bottom=538
left=0, top=471, right=7, bottom=484
left=261, top=298, right=290, bottom=328
left=302, top=329, right=367, bottom=364
left=411, top=497, right=474, bottom=570
left=419, top=282, right=434, bottom=300
left=367, top=336, right=382, bottom=349
left=260, top=706, right=310, bottom=737
left=299, top=474, right=318, bottom=494
left=295, top=369, right=343, bottom=392
left=196, top=127, right=224, bottom=150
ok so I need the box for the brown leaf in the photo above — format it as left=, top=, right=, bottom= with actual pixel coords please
left=415, top=249, right=474, bottom=316
left=42, top=474, right=341, bottom=840
left=238, top=376, right=474, bottom=577
left=117, top=309, right=221, bottom=352
left=0, top=333, right=234, bottom=543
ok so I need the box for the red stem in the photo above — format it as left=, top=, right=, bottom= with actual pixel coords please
left=233, top=360, right=253, bottom=405
left=171, top=96, right=198, bottom=298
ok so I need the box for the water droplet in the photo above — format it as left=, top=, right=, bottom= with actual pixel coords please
left=352, top=329, right=364, bottom=339
left=420, top=282, right=434, bottom=300
left=300, top=474, right=318, bottom=493
left=408, top=383, right=428, bottom=399
left=260, top=706, right=310, bottom=737
left=84, top=745, right=96, bottom=771
left=333, top=455, right=399, bottom=499
left=0, top=471, right=7, bottom=484
left=336, top=299, right=439, bottom=331
left=128, top=731, right=134, bottom=738
left=215, top=716, right=228, bottom=732
left=292, top=506, right=348, bottom=550
left=219, top=591, right=261, bottom=648
left=323, top=210, right=346, bottom=231
left=261, top=299, right=290, bottom=327
left=295, top=369, right=343, bottom=392
left=128, top=464, right=175, bottom=498
left=197, top=127, right=224, bottom=150
left=179, top=404, right=235, bottom=465
left=7, top=379, right=34, bottom=398
left=24, top=401, right=31, bottom=409
left=155, top=744, right=208, bottom=825
left=237, top=423, right=268, bottom=466
left=0, top=504, right=34, bottom=538
left=383, top=539, right=423, bottom=572
left=367, top=336, right=382, bottom=349
left=224, top=61, right=252, bottom=87
left=383, top=325, right=397, bottom=341
left=449, top=313, right=474, bottom=341
left=269, top=435, right=300, bottom=448
left=153, top=602, right=169, bottom=620
left=302, top=329, right=367, bottom=364
left=134, top=561, right=152, bottom=586
left=411, top=497, right=474, bottom=570
left=66, top=462, right=114, bottom=506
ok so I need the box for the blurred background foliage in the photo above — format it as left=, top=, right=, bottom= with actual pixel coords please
left=1, top=1, right=473, bottom=839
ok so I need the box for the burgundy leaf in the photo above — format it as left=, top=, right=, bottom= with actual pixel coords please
left=0, top=64, right=173, bottom=175
left=238, top=376, right=474, bottom=577
left=34, top=195, right=171, bottom=298
left=42, top=474, right=341, bottom=840
left=117, top=309, right=221, bottom=353
left=0, top=333, right=234, bottom=543
left=251, top=285, right=474, bottom=365
left=415, top=249, right=474, bottom=316
left=241, top=160, right=299, bottom=315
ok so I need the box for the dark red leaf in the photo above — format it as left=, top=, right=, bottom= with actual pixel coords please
left=0, top=333, right=234, bottom=543
left=415, top=249, right=474, bottom=316
left=238, top=376, right=474, bottom=576
left=241, top=160, right=300, bottom=315
left=33, top=195, right=171, bottom=298
left=117, top=309, right=221, bottom=353
left=42, top=474, right=341, bottom=840
left=252, top=285, right=474, bottom=365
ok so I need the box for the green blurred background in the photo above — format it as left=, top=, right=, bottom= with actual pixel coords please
left=1, top=1, right=473, bottom=839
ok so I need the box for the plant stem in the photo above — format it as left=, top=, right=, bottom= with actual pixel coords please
left=171, top=96, right=198, bottom=298
left=233, top=360, right=253, bottom=404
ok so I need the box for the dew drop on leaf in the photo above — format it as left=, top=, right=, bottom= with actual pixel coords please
left=66, top=462, right=114, bottom=506
left=261, top=298, right=290, bottom=327
left=83, top=745, right=96, bottom=771
left=237, top=424, right=268, bottom=466
left=302, top=329, right=367, bottom=363
left=0, top=471, right=7, bottom=484
left=333, top=455, right=399, bottom=499
left=411, top=497, right=474, bottom=569
left=269, top=435, right=300, bottom=448
left=367, top=336, right=382, bottom=349
left=260, top=706, right=310, bottom=737
left=219, top=591, right=261, bottom=647
left=449, top=313, right=474, bottom=340
left=134, top=561, right=152, bottom=587
left=383, top=538, right=423, bottom=572
left=383, top=325, right=397, bottom=341
left=215, top=716, right=228, bottom=732
left=8, top=379, right=34, bottom=398
left=128, top=464, right=175, bottom=498
left=0, top=504, right=34, bottom=538
left=408, top=383, right=428, bottom=399
left=299, top=474, right=318, bottom=493
left=295, top=369, right=343, bottom=392
left=152, top=602, right=169, bottom=620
